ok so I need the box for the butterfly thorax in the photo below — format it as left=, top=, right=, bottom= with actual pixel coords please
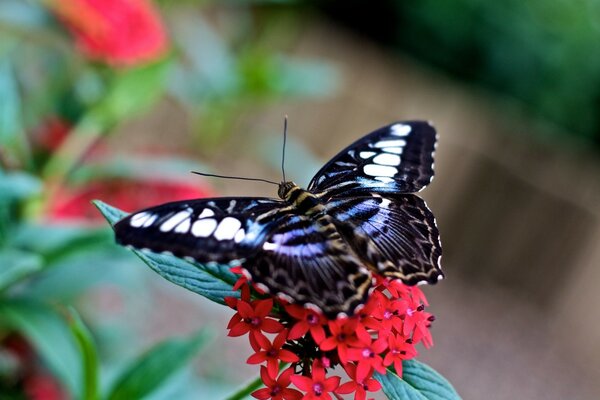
left=279, top=182, right=325, bottom=216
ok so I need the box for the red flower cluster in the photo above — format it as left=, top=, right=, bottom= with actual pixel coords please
left=225, top=275, right=435, bottom=400
left=49, top=0, right=168, bottom=66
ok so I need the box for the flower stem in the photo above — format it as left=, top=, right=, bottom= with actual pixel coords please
left=224, top=376, right=263, bottom=400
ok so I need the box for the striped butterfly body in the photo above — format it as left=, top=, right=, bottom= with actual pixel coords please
left=114, top=121, right=443, bottom=318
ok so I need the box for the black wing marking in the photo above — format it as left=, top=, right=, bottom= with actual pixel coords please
left=114, top=197, right=289, bottom=264
left=308, top=121, right=437, bottom=199
left=326, top=194, right=443, bottom=285
left=244, top=214, right=372, bottom=318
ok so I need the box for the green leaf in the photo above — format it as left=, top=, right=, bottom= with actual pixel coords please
left=0, top=300, right=81, bottom=397
left=106, top=330, right=211, bottom=400
left=93, top=201, right=239, bottom=305
left=0, top=57, right=22, bottom=150
left=10, top=222, right=115, bottom=265
left=67, top=307, right=99, bottom=400
left=0, top=171, right=42, bottom=202
left=0, top=248, right=43, bottom=291
left=86, top=59, right=171, bottom=131
left=374, top=360, right=461, bottom=400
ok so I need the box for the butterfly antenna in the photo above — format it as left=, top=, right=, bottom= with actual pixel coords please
left=190, top=171, right=279, bottom=186
left=282, top=115, right=288, bottom=183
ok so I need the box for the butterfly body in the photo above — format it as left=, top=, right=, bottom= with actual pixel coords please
left=114, top=121, right=443, bottom=317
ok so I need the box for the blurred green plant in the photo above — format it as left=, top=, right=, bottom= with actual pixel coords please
left=0, top=0, right=339, bottom=398
left=323, top=0, right=600, bottom=147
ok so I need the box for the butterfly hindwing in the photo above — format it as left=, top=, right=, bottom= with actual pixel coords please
left=308, top=121, right=437, bottom=198
left=244, top=213, right=372, bottom=317
left=326, top=194, right=443, bottom=284
left=114, top=197, right=289, bottom=264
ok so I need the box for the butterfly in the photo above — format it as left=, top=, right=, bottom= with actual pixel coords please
left=114, top=121, right=443, bottom=318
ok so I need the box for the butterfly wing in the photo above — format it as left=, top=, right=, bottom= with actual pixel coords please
left=114, top=197, right=289, bottom=264
left=326, top=194, right=443, bottom=284
left=244, top=213, right=372, bottom=318
left=308, top=121, right=437, bottom=198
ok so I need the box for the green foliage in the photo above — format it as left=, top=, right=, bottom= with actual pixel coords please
left=0, top=300, right=82, bottom=396
left=106, top=330, right=210, bottom=400
left=0, top=249, right=43, bottom=292
left=67, top=308, right=100, bottom=400
left=94, top=201, right=240, bottom=305
left=325, top=0, right=600, bottom=146
left=374, top=360, right=461, bottom=400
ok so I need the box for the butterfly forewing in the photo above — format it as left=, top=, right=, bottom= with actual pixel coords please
left=114, top=197, right=288, bottom=264
left=244, top=214, right=372, bottom=317
left=326, top=194, right=442, bottom=284
left=308, top=121, right=437, bottom=199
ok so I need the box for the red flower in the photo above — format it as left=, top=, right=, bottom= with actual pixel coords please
left=355, top=294, right=382, bottom=331
left=228, top=299, right=283, bottom=341
left=319, top=319, right=363, bottom=364
left=49, top=179, right=213, bottom=223
left=252, top=367, right=303, bottom=400
left=285, top=305, right=327, bottom=344
left=31, top=116, right=71, bottom=152
left=336, top=363, right=382, bottom=400
left=347, top=336, right=388, bottom=382
left=50, top=0, right=168, bottom=66
left=383, top=334, right=418, bottom=376
left=24, top=374, right=67, bottom=400
left=247, top=330, right=299, bottom=378
left=290, top=360, right=340, bottom=400
left=411, top=311, right=435, bottom=349
left=373, top=296, right=407, bottom=335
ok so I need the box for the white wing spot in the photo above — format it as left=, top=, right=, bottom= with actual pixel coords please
left=174, top=218, right=191, bottom=233
left=160, top=210, right=192, bottom=232
left=143, top=215, right=157, bottom=227
left=198, top=208, right=215, bottom=218
left=364, top=164, right=397, bottom=177
left=391, top=123, right=411, bottom=136
left=234, top=228, right=245, bottom=243
left=375, top=177, right=394, bottom=183
left=214, top=217, right=242, bottom=241
left=374, top=139, right=406, bottom=148
left=191, top=219, right=217, bottom=237
left=380, top=198, right=391, bottom=208
left=359, top=151, right=376, bottom=159
left=373, top=153, right=401, bottom=166
left=130, top=212, right=150, bottom=228
left=226, top=200, right=237, bottom=213
left=263, top=242, right=277, bottom=251
left=382, top=146, right=403, bottom=154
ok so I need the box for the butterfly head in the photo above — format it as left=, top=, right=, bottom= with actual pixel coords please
left=278, top=181, right=298, bottom=200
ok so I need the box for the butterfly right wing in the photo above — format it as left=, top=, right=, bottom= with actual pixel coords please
left=326, top=194, right=443, bottom=285
left=114, top=197, right=289, bottom=264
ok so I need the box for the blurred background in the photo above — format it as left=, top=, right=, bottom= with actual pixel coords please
left=1, top=0, right=599, bottom=399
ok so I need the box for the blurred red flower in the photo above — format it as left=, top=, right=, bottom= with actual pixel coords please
left=49, top=0, right=168, bottom=66
left=48, top=179, right=214, bottom=222
left=1, top=335, right=67, bottom=400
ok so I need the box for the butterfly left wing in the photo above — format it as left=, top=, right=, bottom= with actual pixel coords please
left=308, top=121, right=437, bottom=199
left=326, top=194, right=443, bottom=285
left=244, top=213, right=372, bottom=318
left=114, top=197, right=289, bottom=264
